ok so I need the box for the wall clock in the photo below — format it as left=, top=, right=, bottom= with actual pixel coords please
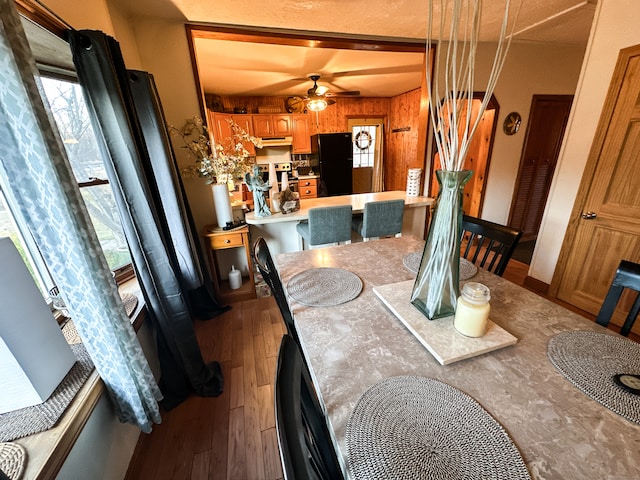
left=503, top=111, right=521, bottom=135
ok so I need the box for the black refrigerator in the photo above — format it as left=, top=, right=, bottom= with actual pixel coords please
left=311, top=133, right=353, bottom=196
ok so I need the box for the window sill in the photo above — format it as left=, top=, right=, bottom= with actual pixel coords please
left=13, top=279, right=146, bottom=480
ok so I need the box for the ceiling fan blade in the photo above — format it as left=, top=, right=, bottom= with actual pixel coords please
left=325, top=90, right=360, bottom=97
left=327, top=98, right=336, bottom=106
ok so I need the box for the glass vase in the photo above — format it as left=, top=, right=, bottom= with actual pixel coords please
left=411, top=170, right=472, bottom=319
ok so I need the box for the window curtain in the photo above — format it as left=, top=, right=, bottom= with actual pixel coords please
left=0, top=1, right=161, bottom=431
left=372, top=124, right=385, bottom=192
left=67, top=29, right=226, bottom=410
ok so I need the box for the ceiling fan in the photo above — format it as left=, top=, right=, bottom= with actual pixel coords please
left=286, top=74, right=360, bottom=113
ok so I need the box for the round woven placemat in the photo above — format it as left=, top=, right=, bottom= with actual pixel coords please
left=403, top=252, right=478, bottom=281
left=286, top=267, right=363, bottom=307
left=121, top=292, right=138, bottom=317
left=0, top=442, right=26, bottom=480
left=547, top=330, right=640, bottom=424
left=346, top=376, right=531, bottom=480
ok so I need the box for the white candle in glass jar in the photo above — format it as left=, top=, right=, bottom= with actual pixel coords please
left=454, top=282, right=490, bottom=337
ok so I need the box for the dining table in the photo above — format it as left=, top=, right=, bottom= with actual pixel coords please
left=274, top=235, right=640, bottom=479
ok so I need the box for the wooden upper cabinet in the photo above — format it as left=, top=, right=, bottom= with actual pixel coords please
left=292, top=114, right=311, bottom=153
left=210, top=112, right=255, bottom=155
left=252, top=114, right=292, bottom=137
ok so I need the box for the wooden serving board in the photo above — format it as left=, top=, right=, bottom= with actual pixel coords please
left=374, top=280, right=517, bottom=365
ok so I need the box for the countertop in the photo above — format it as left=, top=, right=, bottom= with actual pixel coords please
left=245, top=191, right=433, bottom=225
left=274, top=236, right=640, bottom=479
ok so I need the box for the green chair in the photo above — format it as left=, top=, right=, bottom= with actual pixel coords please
left=352, top=199, right=405, bottom=241
left=296, top=205, right=352, bottom=249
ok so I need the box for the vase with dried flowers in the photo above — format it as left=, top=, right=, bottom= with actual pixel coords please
left=172, top=116, right=262, bottom=228
left=410, top=0, right=519, bottom=319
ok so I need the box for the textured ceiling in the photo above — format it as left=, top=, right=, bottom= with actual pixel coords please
left=107, top=1, right=599, bottom=97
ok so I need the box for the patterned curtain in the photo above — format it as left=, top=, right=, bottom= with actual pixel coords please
left=0, top=0, right=161, bottom=431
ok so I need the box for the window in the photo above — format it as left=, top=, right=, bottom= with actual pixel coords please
left=40, top=76, right=133, bottom=281
left=352, top=125, right=376, bottom=168
left=0, top=74, right=134, bottom=303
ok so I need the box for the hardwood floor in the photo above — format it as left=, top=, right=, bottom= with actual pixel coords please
left=125, top=298, right=286, bottom=480
left=125, top=258, right=636, bottom=479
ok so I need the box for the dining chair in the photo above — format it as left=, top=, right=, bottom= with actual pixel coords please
left=352, top=199, right=405, bottom=241
left=253, top=237, right=299, bottom=346
left=275, top=334, right=345, bottom=480
left=595, top=259, right=640, bottom=337
left=296, top=205, right=352, bottom=249
left=460, top=214, right=522, bottom=277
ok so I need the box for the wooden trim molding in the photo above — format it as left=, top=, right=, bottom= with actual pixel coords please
left=15, top=0, right=68, bottom=38
left=523, top=275, right=550, bottom=295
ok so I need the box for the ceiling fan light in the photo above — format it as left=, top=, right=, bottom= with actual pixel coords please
left=307, top=96, right=328, bottom=112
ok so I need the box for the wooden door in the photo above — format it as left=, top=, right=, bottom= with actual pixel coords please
left=552, top=45, right=640, bottom=327
left=508, top=95, right=572, bottom=240
left=430, top=95, right=499, bottom=218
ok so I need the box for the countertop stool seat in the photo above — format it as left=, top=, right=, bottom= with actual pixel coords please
left=296, top=205, right=352, bottom=249
left=352, top=199, right=405, bottom=241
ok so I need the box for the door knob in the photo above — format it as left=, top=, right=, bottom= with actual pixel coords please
left=581, top=211, right=597, bottom=219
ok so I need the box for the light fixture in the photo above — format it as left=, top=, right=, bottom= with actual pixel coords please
left=306, top=94, right=327, bottom=112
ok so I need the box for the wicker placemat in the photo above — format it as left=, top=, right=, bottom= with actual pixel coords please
left=403, top=252, right=478, bottom=280
left=548, top=330, right=640, bottom=424
left=286, top=267, right=363, bottom=307
left=0, top=443, right=26, bottom=480
left=346, top=376, right=531, bottom=480
left=121, top=292, right=139, bottom=317
left=0, top=343, right=94, bottom=442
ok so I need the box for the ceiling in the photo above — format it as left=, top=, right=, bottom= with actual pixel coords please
left=104, top=1, right=598, bottom=98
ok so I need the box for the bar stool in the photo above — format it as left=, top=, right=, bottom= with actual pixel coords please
left=296, top=205, right=353, bottom=249
left=352, top=199, right=405, bottom=241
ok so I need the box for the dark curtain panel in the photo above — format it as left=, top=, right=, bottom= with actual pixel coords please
left=68, top=29, right=226, bottom=410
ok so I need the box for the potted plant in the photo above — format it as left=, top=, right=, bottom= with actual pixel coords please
left=173, top=116, right=262, bottom=228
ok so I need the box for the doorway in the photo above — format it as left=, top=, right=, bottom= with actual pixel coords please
left=508, top=95, right=573, bottom=257
left=348, top=118, right=385, bottom=193
left=429, top=93, right=499, bottom=218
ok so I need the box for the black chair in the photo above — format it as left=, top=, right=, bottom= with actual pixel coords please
left=595, top=260, right=640, bottom=337
left=460, top=215, right=522, bottom=277
left=275, top=334, right=344, bottom=480
left=253, top=237, right=299, bottom=345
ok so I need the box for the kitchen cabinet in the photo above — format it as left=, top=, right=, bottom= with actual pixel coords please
left=202, top=225, right=256, bottom=304
left=298, top=177, right=318, bottom=199
left=252, top=114, right=292, bottom=137
left=292, top=114, right=312, bottom=153
left=210, top=112, right=256, bottom=155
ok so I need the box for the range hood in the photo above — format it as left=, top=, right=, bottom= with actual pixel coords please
left=258, top=136, right=293, bottom=147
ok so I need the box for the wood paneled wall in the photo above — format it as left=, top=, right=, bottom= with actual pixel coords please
left=209, top=91, right=422, bottom=192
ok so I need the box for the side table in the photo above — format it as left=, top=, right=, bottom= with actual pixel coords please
left=202, top=225, right=256, bottom=304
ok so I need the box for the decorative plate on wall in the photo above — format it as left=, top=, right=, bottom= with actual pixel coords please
left=503, top=111, right=522, bottom=135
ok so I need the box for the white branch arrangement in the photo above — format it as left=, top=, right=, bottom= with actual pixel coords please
left=426, top=0, right=521, bottom=171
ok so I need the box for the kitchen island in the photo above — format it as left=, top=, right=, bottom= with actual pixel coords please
left=245, top=191, right=433, bottom=255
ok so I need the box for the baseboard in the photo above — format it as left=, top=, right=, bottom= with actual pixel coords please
left=523, top=275, right=549, bottom=295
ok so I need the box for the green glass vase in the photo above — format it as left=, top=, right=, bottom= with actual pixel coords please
left=411, top=169, right=472, bottom=319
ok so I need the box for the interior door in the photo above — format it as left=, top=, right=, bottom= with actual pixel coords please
left=430, top=95, right=499, bottom=218
left=508, top=95, right=573, bottom=240
left=552, top=45, right=640, bottom=328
